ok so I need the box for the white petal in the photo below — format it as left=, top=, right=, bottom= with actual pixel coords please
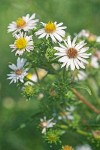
left=42, top=128, right=46, bottom=134
left=59, top=43, right=67, bottom=49
left=66, top=59, right=71, bottom=70
left=54, top=47, right=66, bottom=52
left=75, top=59, right=85, bottom=69
left=58, top=56, right=68, bottom=62
left=35, top=29, right=44, bottom=35
left=79, top=47, right=89, bottom=53
left=61, top=61, right=68, bottom=68
left=72, top=36, right=77, bottom=47
left=75, top=41, right=86, bottom=50
left=56, top=22, right=63, bottom=27
left=70, top=59, right=75, bottom=70
left=79, top=53, right=91, bottom=58
left=66, top=36, right=72, bottom=47
left=55, top=52, right=66, bottom=57
left=38, top=33, right=46, bottom=38
left=56, top=30, right=65, bottom=36
left=9, top=64, right=17, bottom=70
left=50, top=34, right=57, bottom=43
left=78, top=56, right=88, bottom=64
left=74, top=59, right=80, bottom=69
left=57, top=26, right=67, bottom=30
left=53, top=33, right=62, bottom=42
left=64, top=40, right=68, bottom=47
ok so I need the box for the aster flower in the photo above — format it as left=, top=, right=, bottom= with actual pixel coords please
left=58, top=111, right=74, bottom=121
left=7, top=57, right=29, bottom=84
left=92, top=130, right=100, bottom=139
left=77, top=29, right=100, bottom=43
left=26, top=73, right=38, bottom=82
left=75, top=70, right=87, bottom=81
left=58, top=106, right=75, bottom=121
left=54, top=36, right=91, bottom=70
left=9, top=32, right=34, bottom=55
left=8, top=13, right=39, bottom=34
left=62, top=145, right=73, bottom=150
left=90, top=50, right=100, bottom=68
left=35, top=21, right=67, bottom=43
left=90, top=56, right=99, bottom=68
left=40, top=116, right=55, bottom=134
left=77, top=29, right=90, bottom=38
left=26, top=69, right=47, bottom=82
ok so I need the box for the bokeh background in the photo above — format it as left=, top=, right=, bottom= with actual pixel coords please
left=0, top=0, right=100, bottom=149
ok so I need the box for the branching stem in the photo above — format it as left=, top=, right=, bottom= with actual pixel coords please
left=71, top=88, right=100, bottom=114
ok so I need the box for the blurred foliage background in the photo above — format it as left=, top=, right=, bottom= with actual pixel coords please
left=0, top=0, right=100, bottom=149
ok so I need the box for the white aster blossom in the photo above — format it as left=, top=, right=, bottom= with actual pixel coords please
left=7, top=57, right=29, bottom=84
left=54, top=36, right=91, bottom=70
left=9, top=32, right=34, bottom=55
left=40, top=116, right=56, bottom=134
left=77, top=29, right=90, bottom=38
left=26, top=69, right=47, bottom=82
left=26, top=73, right=38, bottom=82
left=35, top=21, right=67, bottom=43
left=91, top=56, right=99, bottom=68
left=58, top=106, right=75, bottom=121
left=8, top=13, right=39, bottom=34
left=90, top=50, right=100, bottom=68
left=76, top=144, right=92, bottom=150
left=77, top=29, right=100, bottom=43
left=75, top=70, right=87, bottom=81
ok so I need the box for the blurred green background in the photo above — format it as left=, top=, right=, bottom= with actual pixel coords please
left=0, top=0, right=100, bottom=149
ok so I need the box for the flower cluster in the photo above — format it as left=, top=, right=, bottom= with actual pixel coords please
left=7, top=13, right=92, bottom=84
left=7, top=13, right=100, bottom=149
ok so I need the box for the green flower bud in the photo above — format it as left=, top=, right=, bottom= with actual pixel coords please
left=45, top=48, right=56, bottom=61
left=44, top=129, right=62, bottom=144
left=22, top=82, right=35, bottom=98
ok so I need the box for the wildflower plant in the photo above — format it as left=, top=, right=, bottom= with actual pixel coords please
left=7, top=13, right=100, bottom=149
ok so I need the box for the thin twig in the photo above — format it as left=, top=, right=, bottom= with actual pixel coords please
left=71, top=88, right=100, bottom=114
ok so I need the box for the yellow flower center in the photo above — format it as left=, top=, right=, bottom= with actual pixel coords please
left=26, top=73, right=33, bottom=80
left=88, top=34, right=96, bottom=42
left=62, top=145, right=73, bottom=150
left=15, top=38, right=27, bottom=49
left=15, top=69, right=22, bottom=75
left=16, top=18, right=26, bottom=28
left=67, top=48, right=78, bottom=58
left=45, top=21, right=56, bottom=33
left=92, top=130, right=100, bottom=139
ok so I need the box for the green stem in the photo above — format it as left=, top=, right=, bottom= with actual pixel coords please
left=77, top=129, right=90, bottom=136
left=57, top=124, right=90, bottom=136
